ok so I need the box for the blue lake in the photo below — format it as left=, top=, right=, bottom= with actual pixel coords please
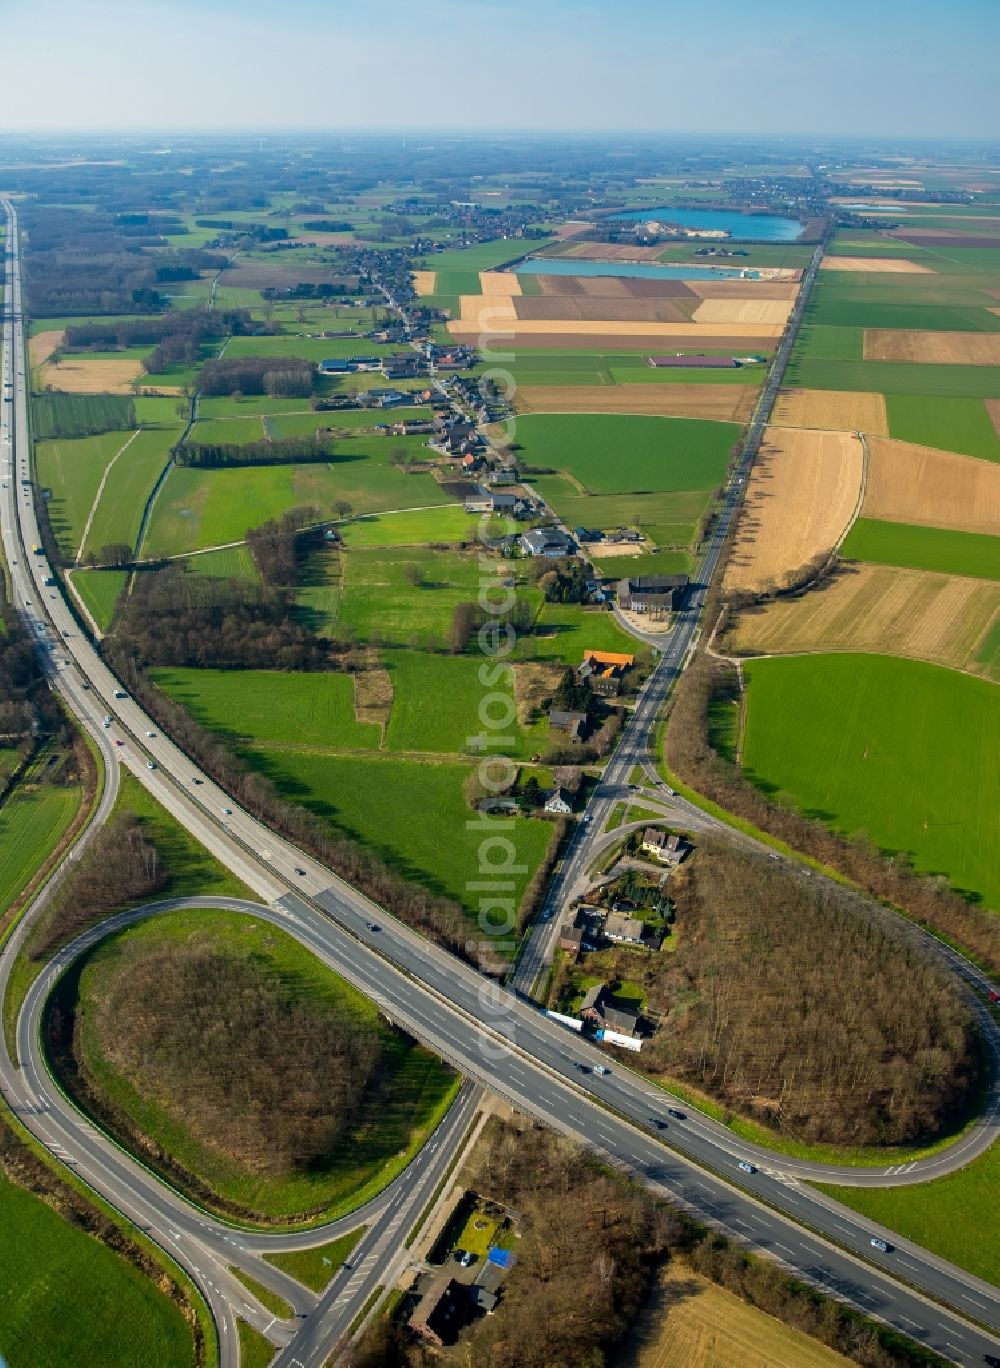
left=516, top=258, right=762, bottom=281
left=610, top=206, right=803, bottom=242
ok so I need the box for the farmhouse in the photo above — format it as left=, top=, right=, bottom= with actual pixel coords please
left=548, top=709, right=587, bottom=741
left=410, top=1277, right=470, bottom=1347
left=578, top=983, right=640, bottom=1038
left=617, top=575, right=689, bottom=614
left=520, top=527, right=576, bottom=558
left=579, top=649, right=635, bottom=698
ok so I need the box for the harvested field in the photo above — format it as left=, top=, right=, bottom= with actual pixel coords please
left=450, top=329, right=778, bottom=352
left=727, top=563, right=1000, bottom=673
left=621, top=1262, right=851, bottom=1368
left=862, top=437, right=1000, bottom=536
left=820, top=257, right=933, bottom=273
left=535, top=274, right=696, bottom=298
left=863, top=330, right=1000, bottom=365
left=412, top=270, right=436, bottom=296
left=986, top=398, right=1000, bottom=439
left=550, top=241, right=666, bottom=262
left=685, top=279, right=799, bottom=299
left=772, top=388, right=888, bottom=435
left=456, top=295, right=517, bottom=328
left=452, top=313, right=780, bottom=339
left=29, top=329, right=65, bottom=368
left=724, top=427, right=863, bottom=593
left=38, top=356, right=144, bottom=395
left=479, top=271, right=521, bottom=296
left=692, top=298, right=793, bottom=326
left=514, top=383, right=757, bottom=423
left=513, top=295, right=695, bottom=323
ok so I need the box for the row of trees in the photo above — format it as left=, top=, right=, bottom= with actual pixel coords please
left=196, top=355, right=314, bottom=398
left=666, top=653, right=1000, bottom=975
left=246, top=506, right=318, bottom=585
left=173, top=437, right=336, bottom=469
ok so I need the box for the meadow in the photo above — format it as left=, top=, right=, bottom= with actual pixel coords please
left=0, top=1172, right=193, bottom=1368
left=82, top=427, right=179, bottom=558
left=787, top=357, right=1000, bottom=399
left=841, top=518, right=1000, bottom=580
left=530, top=476, right=711, bottom=547
left=35, top=430, right=135, bottom=559
left=0, top=783, right=82, bottom=919
left=815, top=1135, right=1000, bottom=1289
left=331, top=545, right=501, bottom=645
left=66, top=907, right=457, bottom=1221
left=142, top=458, right=452, bottom=557
left=499, top=350, right=767, bottom=388
left=339, top=506, right=481, bottom=548
left=186, top=544, right=259, bottom=580
left=742, top=653, right=1000, bottom=910
left=884, top=394, right=1000, bottom=462
left=518, top=601, right=649, bottom=665
left=71, top=568, right=128, bottom=632
left=511, top=413, right=739, bottom=494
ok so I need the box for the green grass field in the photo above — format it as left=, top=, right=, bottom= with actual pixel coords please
left=151, top=668, right=381, bottom=751
left=787, top=357, right=1000, bottom=399
left=66, top=907, right=458, bottom=1222
left=82, top=427, right=179, bottom=558
left=143, top=459, right=451, bottom=558
left=840, top=518, right=1000, bottom=580
left=35, top=430, right=135, bottom=559
left=530, top=475, right=710, bottom=547
left=32, top=393, right=135, bottom=441
left=0, top=783, right=82, bottom=919
left=814, top=1136, right=1000, bottom=1289
left=977, top=618, right=1000, bottom=683
left=885, top=393, right=1000, bottom=462
left=518, top=601, right=648, bottom=665
left=185, top=544, right=260, bottom=580
left=742, top=653, right=1000, bottom=910
left=263, top=1229, right=363, bottom=1292
left=792, top=323, right=864, bottom=362
left=340, top=506, right=480, bottom=548
left=189, top=415, right=268, bottom=445
left=591, top=549, right=692, bottom=578
left=511, top=413, right=738, bottom=495
left=71, top=569, right=128, bottom=632
left=0, top=1171, right=193, bottom=1368
left=501, top=350, right=767, bottom=388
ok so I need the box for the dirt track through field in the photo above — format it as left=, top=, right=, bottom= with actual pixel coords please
left=820, top=257, right=933, bottom=273
left=412, top=271, right=436, bottom=296
left=862, top=436, right=1000, bottom=535
left=724, top=427, right=864, bottom=594
left=726, top=563, right=1000, bottom=673
left=514, top=384, right=757, bottom=422
left=772, top=389, right=889, bottom=435
left=863, top=329, right=1000, bottom=365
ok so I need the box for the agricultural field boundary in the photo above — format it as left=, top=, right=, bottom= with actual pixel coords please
left=75, top=429, right=140, bottom=562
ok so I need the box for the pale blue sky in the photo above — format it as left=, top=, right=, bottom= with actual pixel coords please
left=2, top=0, right=997, bottom=137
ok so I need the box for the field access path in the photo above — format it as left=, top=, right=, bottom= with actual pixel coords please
left=4, top=207, right=1000, bottom=1367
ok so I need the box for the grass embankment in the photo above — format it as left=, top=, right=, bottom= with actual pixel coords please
left=263, top=1229, right=364, bottom=1292
left=0, top=783, right=82, bottom=921
left=0, top=1170, right=193, bottom=1368
left=237, top=1319, right=275, bottom=1368
left=228, top=1266, right=292, bottom=1319
left=814, top=1134, right=1000, bottom=1288
left=53, top=907, right=458, bottom=1225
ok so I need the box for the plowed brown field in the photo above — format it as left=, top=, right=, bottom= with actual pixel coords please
left=726, top=563, right=1000, bottom=673
left=513, top=296, right=694, bottom=323
left=863, top=330, right=1000, bottom=364
left=686, top=279, right=799, bottom=300
left=820, top=257, right=933, bottom=273
left=772, top=389, right=889, bottom=435
left=514, top=384, right=757, bottom=422
left=723, top=427, right=864, bottom=593
left=861, top=437, right=1000, bottom=535
left=534, top=275, right=697, bottom=298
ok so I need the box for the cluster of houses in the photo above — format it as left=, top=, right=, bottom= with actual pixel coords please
left=616, top=574, right=690, bottom=615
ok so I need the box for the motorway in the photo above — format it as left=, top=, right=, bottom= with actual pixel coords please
left=3, top=199, right=1000, bottom=1366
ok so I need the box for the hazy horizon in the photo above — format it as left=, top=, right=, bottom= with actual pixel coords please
left=2, top=0, right=997, bottom=140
